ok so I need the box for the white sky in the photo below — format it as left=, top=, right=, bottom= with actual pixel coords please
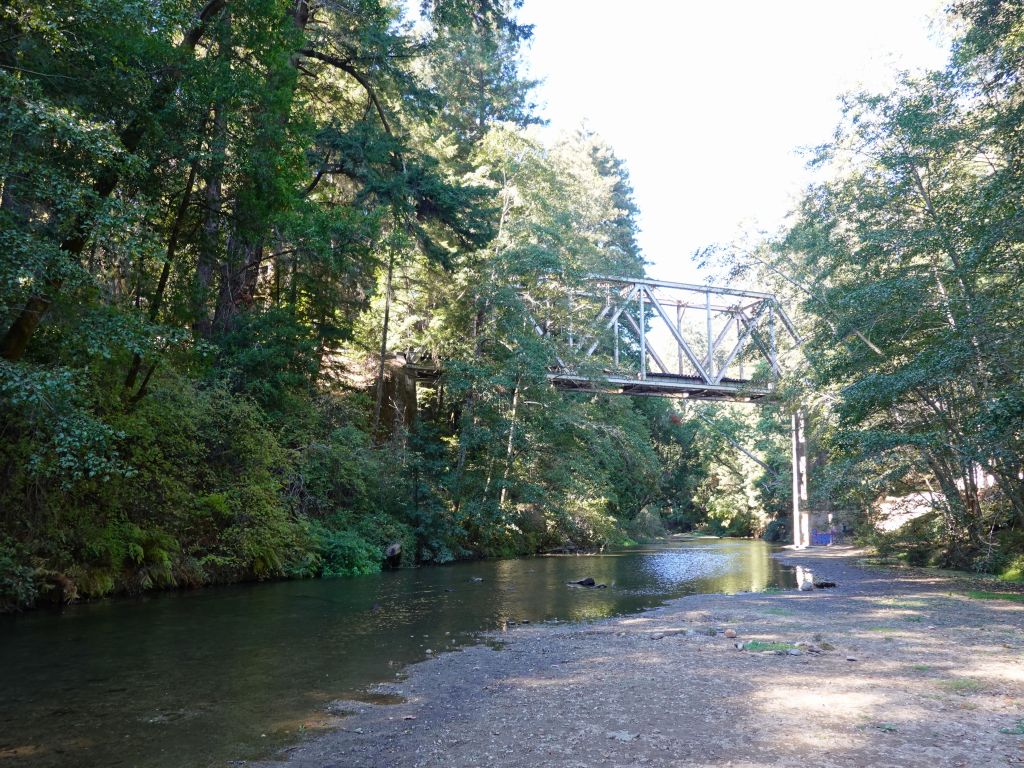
left=517, top=0, right=951, bottom=285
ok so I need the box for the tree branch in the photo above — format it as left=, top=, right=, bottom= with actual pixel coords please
left=297, top=48, right=393, bottom=136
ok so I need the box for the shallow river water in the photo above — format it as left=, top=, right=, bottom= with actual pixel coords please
left=0, top=538, right=794, bottom=767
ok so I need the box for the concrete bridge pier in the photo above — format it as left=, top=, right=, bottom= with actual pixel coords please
left=791, top=411, right=810, bottom=548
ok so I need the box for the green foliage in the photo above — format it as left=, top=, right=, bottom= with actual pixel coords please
left=864, top=514, right=945, bottom=567
left=965, top=590, right=1024, bottom=604
left=741, top=641, right=795, bottom=652
left=0, top=541, right=38, bottom=612
left=304, top=522, right=381, bottom=578
left=0, top=361, right=132, bottom=486
left=999, top=719, right=1024, bottom=736
left=1000, top=556, right=1024, bottom=583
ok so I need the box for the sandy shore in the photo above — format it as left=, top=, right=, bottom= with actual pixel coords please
left=253, top=548, right=1024, bottom=768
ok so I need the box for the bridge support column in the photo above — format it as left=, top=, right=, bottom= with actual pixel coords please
left=791, top=411, right=810, bottom=548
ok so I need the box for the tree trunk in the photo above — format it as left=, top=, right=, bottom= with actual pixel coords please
left=372, top=246, right=396, bottom=438
left=124, top=162, right=199, bottom=394
left=195, top=95, right=229, bottom=338
left=498, top=374, right=521, bottom=509
left=209, top=0, right=308, bottom=336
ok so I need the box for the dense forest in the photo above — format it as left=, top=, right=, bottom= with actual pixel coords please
left=1, top=0, right=1022, bottom=611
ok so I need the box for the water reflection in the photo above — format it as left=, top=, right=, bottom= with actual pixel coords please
left=0, top=539, right=793, bottom=768
left=639, top=548, right=731, bottom=589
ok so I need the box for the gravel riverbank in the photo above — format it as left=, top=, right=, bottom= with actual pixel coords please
left=253, top=548, right=1024, bottom=768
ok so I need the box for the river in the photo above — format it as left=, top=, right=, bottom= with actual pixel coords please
left=0, top=538, right=794, bottom=767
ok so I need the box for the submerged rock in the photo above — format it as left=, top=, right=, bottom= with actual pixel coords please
left=567, top=577, right=607, bottom=589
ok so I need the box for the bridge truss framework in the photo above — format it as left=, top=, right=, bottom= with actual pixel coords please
left=535, top=274, right=811, bottom=549
left=406, top=274, right=811, bottom=548
left=540, top=275, right=801, bottom=402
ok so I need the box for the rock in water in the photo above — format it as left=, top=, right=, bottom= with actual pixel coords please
left=798, top=580, right=814, bottom=591
left=574, top=577, right=596, bottom=587
left=813, top=581, right=837, bottom=588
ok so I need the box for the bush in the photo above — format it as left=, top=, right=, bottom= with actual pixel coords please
left=999, top=556, right=1024, bottom=582
left=307, top=523, right=381, bottom=577
left=862, top=512, right=944, bottom=567
left=0, top=543, right=38, bottom=612
left=762, top=518, right=789, bottom=543
left=625, top=505, right=668, bottom=542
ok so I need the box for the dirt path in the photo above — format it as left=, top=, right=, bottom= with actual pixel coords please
left=253, top=548, right=1024, bottom=768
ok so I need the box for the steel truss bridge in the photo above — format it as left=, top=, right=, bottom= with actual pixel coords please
left=535, top=275, right=801, bottom=403
left=401, top=274, right=811, bottom=548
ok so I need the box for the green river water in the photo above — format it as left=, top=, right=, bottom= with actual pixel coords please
left=0, top=538, right=795, bottom=767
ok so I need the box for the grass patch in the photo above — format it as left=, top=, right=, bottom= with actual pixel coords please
left=910, top=664, right=933, bottom=672
left=742, top=640, right=794, bottom=652
left=940, top=678, right=987, bottom=695
left=762, top=607, right=793, bottom=616
left=884, top=598, right=929, bottom=609
left=867, top=626, right=900, bottom=634
left=999, top=555, right=1024, bottom=582
left=1000, top=719, right=1024, bottom=735
left=965, top=590, right=1024, bottom=603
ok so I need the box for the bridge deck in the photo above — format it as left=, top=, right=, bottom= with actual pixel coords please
left=548, top=372, right=771, bottom=401
left=409, top=365, right=770, bottom=401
